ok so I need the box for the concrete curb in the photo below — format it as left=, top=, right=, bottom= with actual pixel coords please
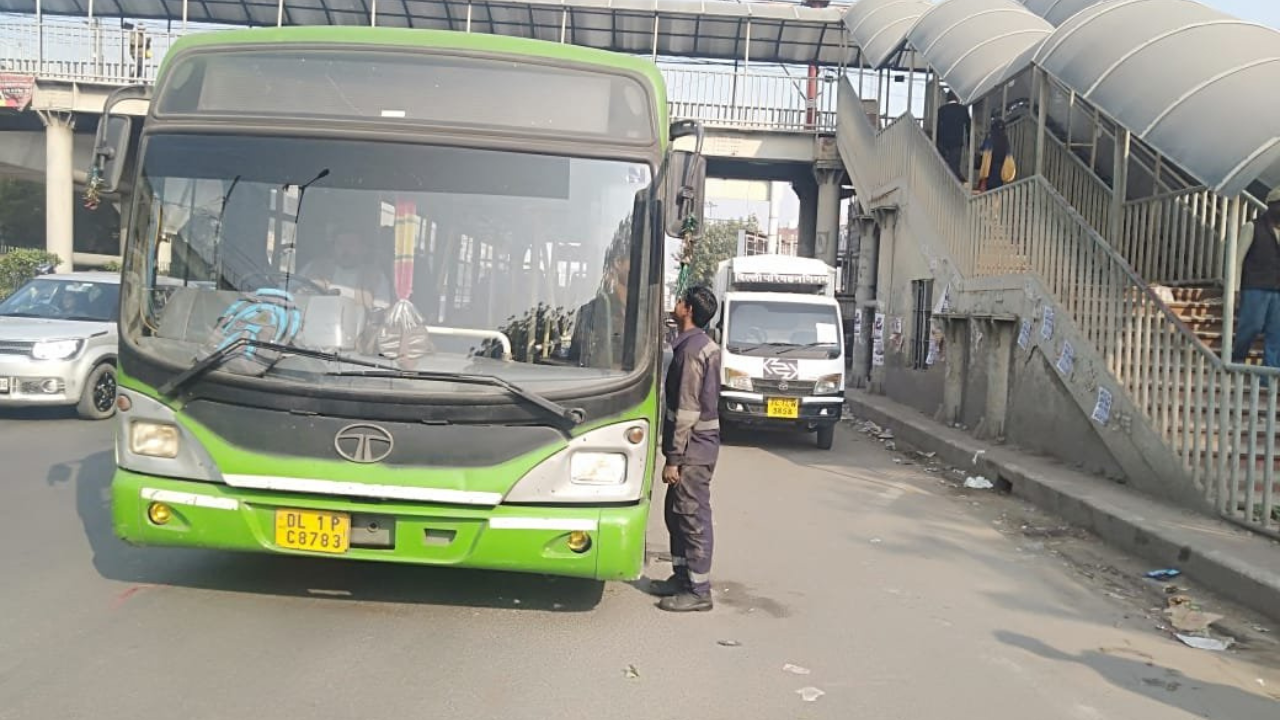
left=845, top=390, right=1280, bottom=625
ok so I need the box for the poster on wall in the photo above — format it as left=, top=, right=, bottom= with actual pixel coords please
left=889, top=316, right=905, bottom=351
left=1017, top=318, right=1032, bottom=350
left=1091, top=387, right=1113, bottom=425
left=1041, top=306, right=1055, bottom=340
left=1056, top=340, right=1075, bottom=376
left=0, top=74, right=35, bottom=110
left=872, top=339, right=885, bottom=366
left=873, top=312, right=885, bottom=341
left=926, top=322, right=943, bottom=367
left=853, top=309, right=863, bottom=342
left=933, top=283, right=952, bottom=315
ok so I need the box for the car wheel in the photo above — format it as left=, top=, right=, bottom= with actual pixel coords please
left=816, top=424, right=835, bottom=450
left=77, top=363, right=117, bottom=420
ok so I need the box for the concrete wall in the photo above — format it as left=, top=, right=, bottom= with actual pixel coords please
left=868, top=214, right=1127, bottom=483
left=870, top=211, right=948, bottom=418
left=1006, top=342, right=1126, bottom=479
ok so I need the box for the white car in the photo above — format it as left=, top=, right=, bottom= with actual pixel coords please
left=0, top=271, right=121, bottom=420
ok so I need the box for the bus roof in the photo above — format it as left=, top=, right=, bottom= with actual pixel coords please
left=163, top=26, right=667, bottom=135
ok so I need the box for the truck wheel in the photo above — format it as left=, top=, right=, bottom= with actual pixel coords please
left=77, top=363, right=117, bottom=421
left=816, top=424, right=835, bottom=450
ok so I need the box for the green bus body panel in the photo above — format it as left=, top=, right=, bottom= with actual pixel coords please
left=114, top=471, right=648, bottom=580
left=159, top=26, right=670, bottom=146
left=116, top=370, right=659, bottom=497
left=112, top=370, right=657, bottom=580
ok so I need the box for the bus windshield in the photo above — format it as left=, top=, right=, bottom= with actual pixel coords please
left=124, top=133, right=653, bottom=395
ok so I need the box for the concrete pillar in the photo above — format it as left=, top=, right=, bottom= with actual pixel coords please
left=43, top=112, right=75, bottom=272
left=851, top=215, right=879, bottom=386
left=976, top=319, right=1014, bottom=441
left=869, top=211, right=896, bottom=393
left=814, top=168, right=842, bottom=267
left=794, top=178, right=818, bottom=258
left=939, top=319, right=967, bottom=426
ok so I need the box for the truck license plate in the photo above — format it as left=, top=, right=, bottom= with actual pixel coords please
left=766, top=397, right=800, bottom=419
left=274, top=508, right=350, bottom=554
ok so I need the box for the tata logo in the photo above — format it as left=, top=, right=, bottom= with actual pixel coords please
left=333, top=424, right=394, bottom=464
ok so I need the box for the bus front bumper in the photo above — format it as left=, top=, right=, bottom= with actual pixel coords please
left=112, top=470, right=647, bottom=581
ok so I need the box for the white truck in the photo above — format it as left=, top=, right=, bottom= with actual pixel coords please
left=710, top=254, right=845, bottom=449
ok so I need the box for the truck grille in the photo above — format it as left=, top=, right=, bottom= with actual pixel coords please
left=753, top=378, right=815, bottom=397
left=0, top=341, right=33, bottom=356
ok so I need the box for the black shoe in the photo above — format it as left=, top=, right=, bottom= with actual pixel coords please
left=646, top=575, right=688, bottom=597
left=658, top=592, right=713, bottom=613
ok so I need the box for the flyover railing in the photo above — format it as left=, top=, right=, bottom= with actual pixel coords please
left=1, top=13, right=838, bottom=134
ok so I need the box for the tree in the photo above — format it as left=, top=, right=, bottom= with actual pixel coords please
left=0, top=248, right=61, bottom=299
left=673, top=215, right=762, bottom=290
left=0, top=179, right=121, bottom=255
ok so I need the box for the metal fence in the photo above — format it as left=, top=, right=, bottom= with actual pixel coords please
left=1008, top=114, right=1267, bottom=289
left=2, top=13, right=838, bottom=134
left=663, top=68, right=838, bottom=133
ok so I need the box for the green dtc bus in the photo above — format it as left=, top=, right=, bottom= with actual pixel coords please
left=92, top=26, right=705, bottom=581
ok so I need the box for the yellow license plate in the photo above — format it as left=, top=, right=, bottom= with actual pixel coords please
left=274, top=508, right=350, bottom=554
left=766, top=397, right=800, bottom=419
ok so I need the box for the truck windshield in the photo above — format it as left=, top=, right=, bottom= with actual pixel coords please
left=725, top=300, right=841, bottom=358
left=124, top=133, right=652, bottom=394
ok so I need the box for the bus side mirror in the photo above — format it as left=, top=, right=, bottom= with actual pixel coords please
left=91, top=115, right=133, bottom=193
left=665, top=150, right=706, bottom=238
left=90, top=84, right=149, bottom=194
left=666, top=120, right=706, bottom=239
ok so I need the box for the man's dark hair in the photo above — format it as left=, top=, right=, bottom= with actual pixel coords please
left=683, top=285, right=718, bottom=328
left=945, top=90, right=959, bottom=103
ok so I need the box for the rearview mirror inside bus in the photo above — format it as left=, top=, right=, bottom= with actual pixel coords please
left=665, top=150, right=706, bottom=239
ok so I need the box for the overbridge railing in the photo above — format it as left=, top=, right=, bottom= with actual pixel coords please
left=1, top=13, right=838, bottom=134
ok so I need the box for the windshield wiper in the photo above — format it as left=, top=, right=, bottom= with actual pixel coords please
left=777, top=341, right=839, bottom=356
left=159, top=336, right=390, bottom=397
left=327, top=368, right=586, bottom=429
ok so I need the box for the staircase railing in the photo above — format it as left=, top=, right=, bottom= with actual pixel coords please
left=837, top=78, right=1279, bottom=537
left=1009, top=118, right=1113, bottom=240
left=1009, top=113, right=1267, bottom=290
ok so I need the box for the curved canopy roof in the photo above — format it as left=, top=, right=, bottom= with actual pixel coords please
left=3, top=0, right=854, bottom=65
left=1036, top=0, right=1280, bottom=195
left=905, top=0, right=1052, bottom=105
left=1017, top=0, right=1107, bottom=26
left=841, top=0, right=931, bottom=69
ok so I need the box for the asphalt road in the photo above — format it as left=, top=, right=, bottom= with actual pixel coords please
left=1, top=409, right=1278, bottom=719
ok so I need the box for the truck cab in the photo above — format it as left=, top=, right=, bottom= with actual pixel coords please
left=711, top=255, right=844, bottom=449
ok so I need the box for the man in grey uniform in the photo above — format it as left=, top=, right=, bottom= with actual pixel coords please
left=650, top=285, right=721, bottom=613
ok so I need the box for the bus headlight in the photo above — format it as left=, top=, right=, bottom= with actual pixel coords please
left=814, top=374, right=844, bottom=395
left=505, top=420, right=649, bottom=503
left=129, top=420, right=180, bottom=459
left=32, top=339, right=82, bottom=360
left=725, top=368, right=753, bottom=391
left=116, top=390, right=222, bottom=482
left=570, top=452, right=627, bottom=485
